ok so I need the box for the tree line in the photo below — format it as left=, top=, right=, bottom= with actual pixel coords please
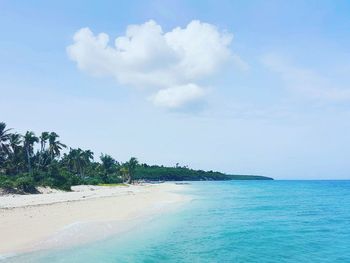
left=0, top=122, right=139, bottom=192
left=0, top=122, right=272, bottom=193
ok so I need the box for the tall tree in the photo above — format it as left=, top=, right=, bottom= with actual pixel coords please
left=100, top=154, right=116, bottom=174
left=126, top=157, right=138, bottom=184
left=66, top=148, right=93, bottom=177
left=0, top=122, right=11, bottom=163
left=39, top=132, right=49, bottom=153
left=48, top=132, right=66, bottom=161
left=39, top=131, right=49, bottom=167
left=82, top=150, right=94, bottom=163
left=23, top=131, right=39, bottom=173
left=9, top=133, right=22, bottom=152
left=120, top=166, right=129, bottom=183
left=8, top=133, right=23, bottom=174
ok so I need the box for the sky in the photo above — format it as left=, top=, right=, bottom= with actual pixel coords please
left=1, top=0, right=350, bottom=179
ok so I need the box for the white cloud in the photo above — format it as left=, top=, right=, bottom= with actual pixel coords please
left=67, top=20, right=241, bottom=108
left=262, top=53, right=350, bottom=101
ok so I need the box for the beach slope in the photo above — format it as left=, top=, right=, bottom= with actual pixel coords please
left=0, top=183, right=187, bottom=255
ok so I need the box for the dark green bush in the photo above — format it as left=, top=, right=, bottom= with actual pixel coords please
left=14, top=176, right=37, bottom=193
left=0, top=178, right=14, bottom=190
left=107, top=173, right=123, bottom=184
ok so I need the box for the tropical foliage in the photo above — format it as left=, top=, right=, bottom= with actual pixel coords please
left=0, top=122, right=272, bottom=193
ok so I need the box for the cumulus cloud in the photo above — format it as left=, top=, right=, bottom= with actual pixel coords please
left=67, top=20, right=241, bottom=108
left=262, top=54, right=350, bottom=101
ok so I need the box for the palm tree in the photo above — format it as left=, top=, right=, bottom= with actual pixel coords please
left=23, top=131, right=39, bottom=173
left=39, top=132, right=49, bottom=153
left=126, top=157, right=138, bottom=184
left=100, top=154, right=116, bottom=174
left=82, top=150, right=94, bottom=163
left=38, top=131, right=49, bottom=167
left=48, top=132, right=66, bottom=161
left=8, top=133, right=23, bottom=174
left=120, top=166, right=129, bottom=183
left=66, top=148, right=93, bottom=177
left=81, top=149, right=93, bottom=177
left=9, top=133, right=22, bottom=152
left=0, top=122, right=12, bottom=158
left=66, top=148, right=81, bottom=175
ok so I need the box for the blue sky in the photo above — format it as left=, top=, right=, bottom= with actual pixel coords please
left=1, top=0, right=350, bottom=179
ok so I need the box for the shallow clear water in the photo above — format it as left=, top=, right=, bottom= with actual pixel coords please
left=6, top=181, right=350, bottom=262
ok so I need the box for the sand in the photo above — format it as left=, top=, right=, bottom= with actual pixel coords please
left=0, top=183, right=188, bottom=256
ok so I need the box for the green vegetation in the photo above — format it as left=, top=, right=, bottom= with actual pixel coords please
left=0, top=122, right=272, bottom=193
left=135, top=165, right=272, bottom=181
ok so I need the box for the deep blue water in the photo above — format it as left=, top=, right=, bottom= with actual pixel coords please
left=6, top=181, right=350, bottom=262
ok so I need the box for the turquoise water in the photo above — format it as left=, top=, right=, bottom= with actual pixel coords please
left=6, top=181, right=350, bottom=262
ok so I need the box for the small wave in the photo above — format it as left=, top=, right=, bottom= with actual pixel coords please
left=0, top=253, right=16, bottom=261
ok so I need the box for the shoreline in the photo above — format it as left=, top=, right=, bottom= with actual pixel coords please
left=0, top=183, right=190, bottom=256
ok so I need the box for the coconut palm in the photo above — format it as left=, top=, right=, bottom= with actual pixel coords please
left=39, top=132, right=49, bottom=153
left=9, top=133, right=22, bottom=160
left=9, top=133, right=22, bottom=152
left=66, top=148, right=82, bottom=175
left=126, top=157, right=138, bottom=184
left=66, top=148, right=93, bottom=177
left=82, top=150, right=94, bottom=163
left=48, top=132, right=66, bottom=161
left=38, top=131, right=50, bottom=167
left=23, top=131, right=39, bottom=173
left=7, top=133, right=23, bottom=174
left=0, top=122, right=12, bottom=157
left=120, top=166, right=129, bottom=183
left=100, top=154, right=117, bottom=174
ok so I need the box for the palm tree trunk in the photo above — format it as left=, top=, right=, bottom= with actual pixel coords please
left=26, top=148, right=31, bottom=173
left=39, top=142, right=44, bottom=167
left=126, top=174, right=131, bottom=184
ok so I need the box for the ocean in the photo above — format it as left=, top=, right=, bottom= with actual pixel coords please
left=6, top=180, right=350, bottom=262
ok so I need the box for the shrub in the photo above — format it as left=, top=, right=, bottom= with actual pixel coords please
left=14, top=176, right=37, bottom=193
left=0, top=179, right=15, bottom=190
left=107, top=173, right=123, bottom=184
left=40, top=169, right=73, bottom=191
left=82, top=176, right=101, bottom=185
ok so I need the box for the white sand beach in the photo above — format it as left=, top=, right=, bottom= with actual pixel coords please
left=0, top=183, right=188, bottom=255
